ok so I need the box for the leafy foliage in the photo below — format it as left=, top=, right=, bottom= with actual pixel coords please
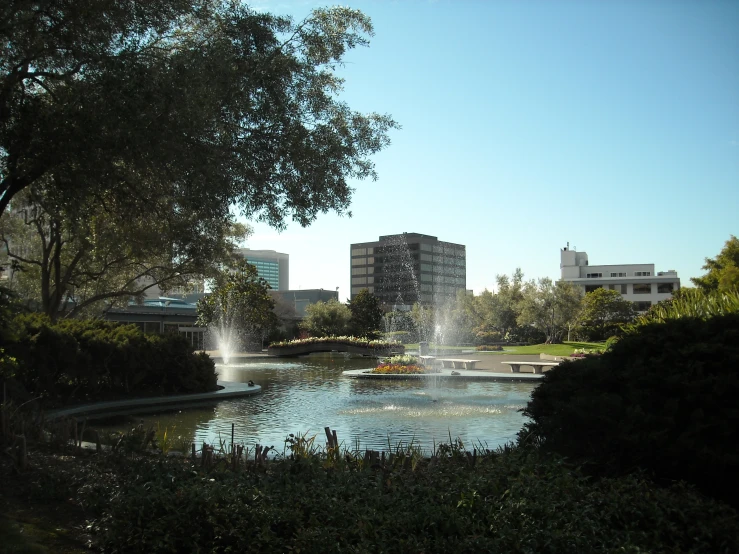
left=628, top=287, right=739, bottom=330
left=577, top=287, right=636, bottom=341
left=691, top=235, right=739, bottom=292
left=196, top=260, right=279, bottom=350
left=1, top=2, right=398, bottom=220
left=517, top=278, right=582, bottom=343
left=347, top=288, right=383, bottom=339
left=521, top=313, right=739, bottom=508
left=66, top=445, right=739, bottom=553
left=2, top=315, right=217, bottom=406
left=300, top=299, right=352, bottom=337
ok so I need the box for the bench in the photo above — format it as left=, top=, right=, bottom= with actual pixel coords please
left=437, top=358, right=481, bottom=370
left=500, top=361, right=559, bottom=374
left=418, top=355, right=436, bottom=367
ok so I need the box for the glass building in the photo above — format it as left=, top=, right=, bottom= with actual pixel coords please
left=350, top=233, right=466, bottom=310
left=234, top=248, right=289, bottom=291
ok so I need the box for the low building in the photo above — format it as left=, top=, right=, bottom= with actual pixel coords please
left=559, top=244, right=680, bottom=312
left=105, top=297, right=205, bottom=349
left=270, top=288, right=339, bottom=318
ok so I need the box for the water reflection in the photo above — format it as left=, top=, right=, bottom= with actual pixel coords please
left=93, top=356, right=537, bottom=454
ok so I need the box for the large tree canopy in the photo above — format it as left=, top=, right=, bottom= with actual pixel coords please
left=0, top=1, right=397, bottom=221
left=691, top=236, right=739, bottom=293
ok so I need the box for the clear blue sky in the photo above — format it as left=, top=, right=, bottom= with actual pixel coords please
left=243, top=0, right=739, bottom=301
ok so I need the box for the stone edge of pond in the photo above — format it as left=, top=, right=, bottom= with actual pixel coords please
left=46, top=381, right=262, bottom=421
left=341, top=369, right=544, bottom=381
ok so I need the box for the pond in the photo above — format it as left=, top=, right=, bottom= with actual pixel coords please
left=94, top=355, right=538, bottom=455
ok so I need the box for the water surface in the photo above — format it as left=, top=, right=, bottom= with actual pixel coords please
left=96, top=355, right=537, bottom=455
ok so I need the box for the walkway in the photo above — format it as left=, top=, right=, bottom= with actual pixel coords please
left=47, top=380, right=262, bottom=421
left=342, top=368, right=543, bottom=382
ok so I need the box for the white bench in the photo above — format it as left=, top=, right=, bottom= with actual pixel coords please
left=437, top=358, right=481, bottom=370
left=418, top=355, right=436, bottom=367
left=501, top=361, right=559, bottom=374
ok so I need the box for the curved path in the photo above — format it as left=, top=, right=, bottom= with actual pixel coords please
left=342, top=368, right=543, bottom=382
left=47, top=380, right=261, bottom=421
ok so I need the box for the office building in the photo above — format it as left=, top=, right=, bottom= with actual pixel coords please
left=235, top=248, right=289, bottom=291
left=350, top=233, right=466, bottom=310
left=559, top=244, right=680, bottom=312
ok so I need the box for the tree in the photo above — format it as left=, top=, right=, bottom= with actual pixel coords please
left=517, top=279, right=582, bottom=344
left=196, top=260, right=279, bottom=351
left=1, top=2, right=397, bottom=223
left=691, top=236, right=739, bottom=292
left=0, top=186, right=248, bottom=319
left=577, top=288, right=636, bottom=341
left=493, top=269, right=526, bottom=337
left=347, top=289, right=383, bottom=339
left=301, top=299, right=352, bottom=337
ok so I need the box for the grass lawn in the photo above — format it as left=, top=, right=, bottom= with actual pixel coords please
left=403, top=341, right=605, bottom=356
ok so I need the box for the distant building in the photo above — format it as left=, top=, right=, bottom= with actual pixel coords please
left=559, top=244, right=680, bottom=312
left=271, top=288, right=339, bottom=318
left=350, top=233, right=466, bottom=310
left=235, top=248, right=289, bottom=291
left=105, top=297, right=204, bottom=349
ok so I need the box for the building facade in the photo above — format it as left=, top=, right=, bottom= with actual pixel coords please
left=270, top=288, right=339, bottom=318
left=559, top=244, right=680, bottom=312
left=235, top=248, right=289, bottom=291
left=350, top=233, right=466, bottom=310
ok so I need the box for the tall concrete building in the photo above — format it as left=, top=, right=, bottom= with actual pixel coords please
left=235, top=248, right=289, bottom=291
left=559, top=243, right=680, bottom=312
left=350, top=233, right=466, bottom=310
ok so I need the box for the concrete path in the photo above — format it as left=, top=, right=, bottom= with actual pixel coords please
left=47, top=380, right=261, bottom=420
left=343, top=368, right=543, bottom=382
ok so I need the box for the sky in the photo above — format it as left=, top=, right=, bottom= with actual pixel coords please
left=241, top=0, right=738, bottom=301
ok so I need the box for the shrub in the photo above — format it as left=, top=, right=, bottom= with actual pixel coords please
left=520, top=313, right=739, bottom=508
left=4, top=316, right=217, bottom=406
left=89, top=446, right=739, bottom=553
left=474, top=331, right=502, bottom=345
left=475, top=345, right=503, bottom=351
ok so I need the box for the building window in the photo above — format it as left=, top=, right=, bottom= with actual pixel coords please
left=620, top=284, right=627, bottom=294
left=352, top=277, right=367, bottom=285
left=585, top=285, right=603, bottom=293
left=351, top=258, right=366, bottom=266
left=635, top=271, right=651, bottom=277
left=610, top=272, right=626, bottom=277
left=657, top=283, right=674, bottom=293
left=586, top=273, right=603, bottom=278
left=420, top=253, right=432, bottom=262
left=633, top=284, right=651, bottom=294
left=352, top=248, right=366, bottom=256
left=633, top=301, right=652, bottom=311
left=351, top=267, right=367, bottom=275
left=351, top=287, right=364, bottom=295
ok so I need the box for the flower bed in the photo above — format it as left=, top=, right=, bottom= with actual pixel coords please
left=268, top=336, right=404, bottom=357
left=370, top=363, right=426, bottom=375
left=369, top=355, right=439, bottom=375
left=476, top=345, right=503, bottom=351
left=269, top=336, right=399, bottom=349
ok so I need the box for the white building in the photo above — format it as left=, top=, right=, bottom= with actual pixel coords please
left=559, top=244, right=680, bottom=312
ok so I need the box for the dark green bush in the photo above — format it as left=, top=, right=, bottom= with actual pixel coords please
left=521, top=313, right=739, bottom=507
left=4, top=315, right=217, bottom=406
left=475, top=344, right=503, bottom=351
left=89, top=447, right=739, bottom=553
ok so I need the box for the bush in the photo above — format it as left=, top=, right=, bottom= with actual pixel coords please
left=90, top=446, right=739, bottom=553
left=3, top=316, right=217, bottom=406
left=475, top=345, right=503, bottom=351
left=474, top=331, right=502, bottom=345
left=520, top=313, right=739, bottom=508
